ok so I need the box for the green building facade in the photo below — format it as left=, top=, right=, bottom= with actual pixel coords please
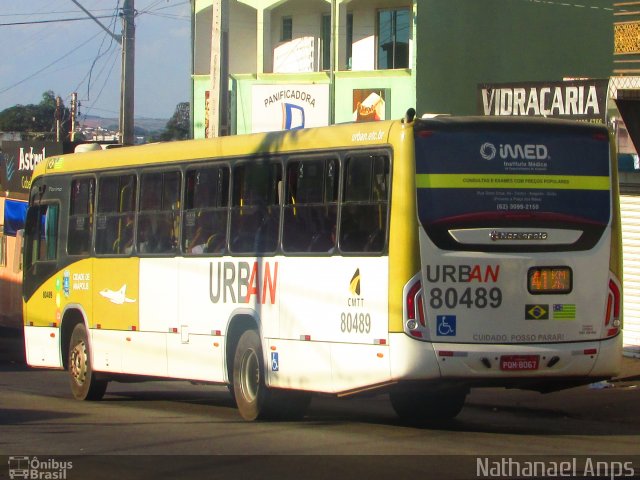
left=192, top=0, right=613, bottom=137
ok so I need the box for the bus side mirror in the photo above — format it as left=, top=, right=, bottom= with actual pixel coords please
left=13, top=229, right=24, bottom=274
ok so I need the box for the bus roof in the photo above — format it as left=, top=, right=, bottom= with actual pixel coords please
left=34, top=115, right=609, bottom=180
left=34, top=120, right=402, bottom=178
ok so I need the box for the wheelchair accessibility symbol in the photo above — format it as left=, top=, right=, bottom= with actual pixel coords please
left=271, top=352, right=279, bottom=371
left=436, top=315, right=457, bottom=336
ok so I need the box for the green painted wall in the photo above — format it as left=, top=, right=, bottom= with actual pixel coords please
left=416, top=0, right=613, bottom=115
left=228, top=71, right=415, bottom=135
left=334, top=70, right=415, bottom=123
left=193, top=75, right=210, bottom=139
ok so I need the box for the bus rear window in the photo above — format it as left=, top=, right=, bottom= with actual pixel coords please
left=414, top=121, right=611, bottom=252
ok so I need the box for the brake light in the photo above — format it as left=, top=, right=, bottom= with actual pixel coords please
left=604, top=278, right=621, bottom=337
left=404, top=274, right=427, bottom=340
left=406, top=279, right=425, bottom=327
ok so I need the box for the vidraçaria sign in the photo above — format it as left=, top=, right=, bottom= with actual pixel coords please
left=477, top=79, right=608, bottom=124
left=251, top=84, right=329, bottom=133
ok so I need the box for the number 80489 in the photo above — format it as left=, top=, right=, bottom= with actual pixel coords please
left=340, top=312, right=372, bottom=334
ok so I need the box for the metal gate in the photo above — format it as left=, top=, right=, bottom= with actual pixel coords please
left=620, top=187, right=640, bottom=357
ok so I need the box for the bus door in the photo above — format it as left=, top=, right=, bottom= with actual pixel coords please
left=23, top=176, right=64, bottom=366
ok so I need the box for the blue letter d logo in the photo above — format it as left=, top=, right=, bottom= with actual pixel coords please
left=282, top=103, right=305, bottom=130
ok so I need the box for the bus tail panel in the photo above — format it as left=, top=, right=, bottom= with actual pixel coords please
left=410, top=117, right=620, bottom=380
left=415, top=228, right=616, bottom=346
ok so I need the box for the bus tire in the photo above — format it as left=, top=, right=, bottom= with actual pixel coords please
left=232, top=329, right=272, bottom=420
left=68, top=323, right=107, bottom=401
left=390, top=388, right=467, bottom=423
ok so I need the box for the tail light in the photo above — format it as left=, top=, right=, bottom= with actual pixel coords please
left=404, top=273, right=427, bottom=339
left=604, top=277, right=621, bottom=338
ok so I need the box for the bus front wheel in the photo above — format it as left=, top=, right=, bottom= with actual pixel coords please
left=68, top=323, right=108, bottom=401
left=390, top=388, right=467, bottom=423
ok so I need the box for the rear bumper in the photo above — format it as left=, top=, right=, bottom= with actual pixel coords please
left=389, top=332, right=622, bottom=391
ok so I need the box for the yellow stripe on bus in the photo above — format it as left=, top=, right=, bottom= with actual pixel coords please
left=416, top=174, right=610, bottom=190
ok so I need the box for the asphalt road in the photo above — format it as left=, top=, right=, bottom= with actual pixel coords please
left=1, top=329, right=640, bottom=479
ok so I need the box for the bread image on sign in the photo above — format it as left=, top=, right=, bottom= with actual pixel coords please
left=353, top=92, right=385, bottom=122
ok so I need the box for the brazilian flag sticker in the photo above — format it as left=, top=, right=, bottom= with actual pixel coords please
left=525, top=304, right=549, bottom=320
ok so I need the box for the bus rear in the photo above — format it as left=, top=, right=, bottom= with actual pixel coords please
left=405, top=117, right=622, bottom=392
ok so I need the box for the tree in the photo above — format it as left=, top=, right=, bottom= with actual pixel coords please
left=156, top=102, right=190, bottom=141
left=0, top=91, right=71, bottom=140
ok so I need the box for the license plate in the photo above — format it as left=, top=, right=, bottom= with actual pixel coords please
left=500, top=355, right=540, bottom=371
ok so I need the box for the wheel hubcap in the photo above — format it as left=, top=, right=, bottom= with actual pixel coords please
left=240, top=348, right=259, bottom=402
left=70, top=341, right=87, bottom=386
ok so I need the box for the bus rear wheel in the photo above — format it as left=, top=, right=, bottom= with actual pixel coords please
left=68, top=323, right=108, bottom=401
left=390, top=388, right=467, bottom=424
left=233, top=329, right=271, bottom=420
left=232, top=329, right=310, bottom=421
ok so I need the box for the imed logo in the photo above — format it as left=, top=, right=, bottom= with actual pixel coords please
left=480, top=142, right=497, bottom=160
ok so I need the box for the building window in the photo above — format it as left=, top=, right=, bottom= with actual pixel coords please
left=322, top=14, right=331, bottom=70
left=346, top=13, right=353, bottom=69
left=377, top=8, right=410, bottom=69
left=282, top=16, right=292, bottom=42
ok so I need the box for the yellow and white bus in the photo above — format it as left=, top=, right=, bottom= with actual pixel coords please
left=22, top=112, right=623, bottom=422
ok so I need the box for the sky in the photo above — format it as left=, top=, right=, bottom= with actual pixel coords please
left=0, top=0, right=191, bottom=121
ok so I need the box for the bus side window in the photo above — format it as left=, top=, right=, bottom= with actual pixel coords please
left=68, top=177, right=95, bottom=256
left=230, top=162, right=282, bottom=254
left=138, top=170, right=181, bottom=254
left=339, top=154, right=389, bottom=253
left=95, top=174, right=137, bottom=255
left=24, top=203, right=59, bottom=269
left=183, top=166, right=229, bottom=255
left=283, top=158, right=338, bottom=253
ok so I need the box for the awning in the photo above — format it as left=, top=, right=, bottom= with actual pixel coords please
left=615, top=89, right=640, bottom=154
left=3, top=199, right=28, bottom=236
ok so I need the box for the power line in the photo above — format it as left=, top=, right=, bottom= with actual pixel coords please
left=0, top=8, right=118, bottom=17
left=73, top=3, right=121, bottom=101
left=0, top=30, right=103, bottom=96
left=0, top=15, right=114, bottom=27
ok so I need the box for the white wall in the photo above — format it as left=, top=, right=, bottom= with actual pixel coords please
left=270, top=0, right=329, bottom=72
left=229, top=1, right=258, bottom=74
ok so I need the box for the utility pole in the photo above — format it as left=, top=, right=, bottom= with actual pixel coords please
left=208, top=0, right=229, bottom=138
left=55, top=96, right=62, bottom=142
left=70, top=92, right=78, bottom=142
left=70, top=0, right=134, bottom=145
left=120, top=0, right=135, bottom=145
